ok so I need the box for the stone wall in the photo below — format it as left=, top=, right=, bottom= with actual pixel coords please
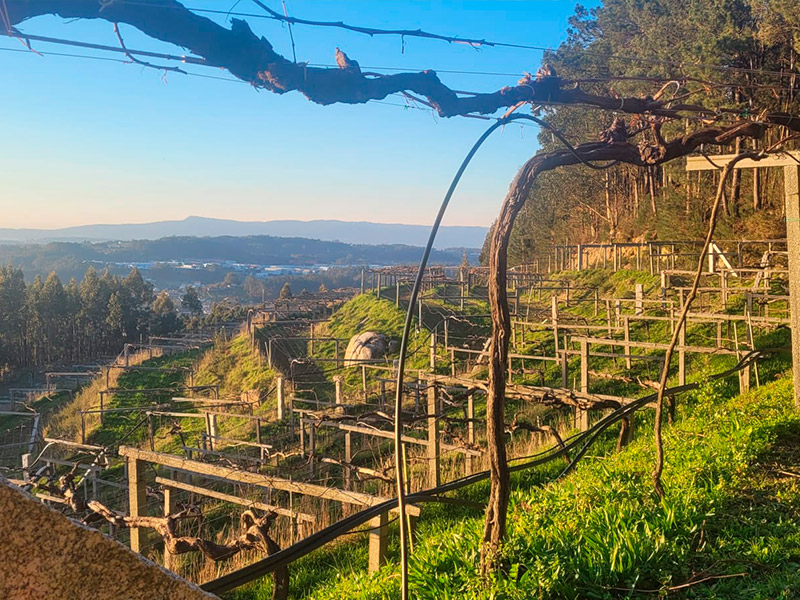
left=0, top=478, right=218, bottom=600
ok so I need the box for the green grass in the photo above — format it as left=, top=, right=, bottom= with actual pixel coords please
left=231, top=372, right=800, bottom=599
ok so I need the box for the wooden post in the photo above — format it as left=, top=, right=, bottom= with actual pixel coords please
left=276, top=376, right=286, bottom=420
left=578, top=339, right=590, bottom=431
left=344, top=431, right=352, bottom=490
left=427, top=384, right=440, bottom=487
left=784, top=163, right=800, bottom=407
left=360, top=269, right=365, bottom=294
left=678, top=320, right=686, bottom=386
left=466, top=392, right=476, bottom=475
left=148, top=413, right=155, bottom=451
left=334, top=376, right=344, bottom=414
left=163, top=484, right=175, bottom=570
left=396, top=279, right=401, bottom=307
left=309, top=425, right=316, bottom=479
left=721, top=270, right=728, bottom=308
left=21, top=453, right=31, bottom=481
left=361, top=364, right=367, bottom=400
left=560, top=350, right=568, bottom=388
left=429, top=332, right=436, bottom=370
left=634, top=283, right=644, bottom=316
left=577, top=244, right=584, bottom=270
left=127, top=456, right=147, bottom=553
left=368, top=511, right=389, bottom=572
left=624, top=317, right=632, bottom=370
left=551, top=296, right=559, bottom=354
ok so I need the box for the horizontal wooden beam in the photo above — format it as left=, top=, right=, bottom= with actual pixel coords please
left=119, top=446, right=384, bottom=507
left=686, top=151, right=800, bottom=171
left=154, top=476, right=315, bottom=523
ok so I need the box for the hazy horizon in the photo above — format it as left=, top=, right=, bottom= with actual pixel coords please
left=2, top=1, right=588, bottom=229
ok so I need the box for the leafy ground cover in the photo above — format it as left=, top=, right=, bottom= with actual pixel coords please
left=234, top=373, right=800, bottom=599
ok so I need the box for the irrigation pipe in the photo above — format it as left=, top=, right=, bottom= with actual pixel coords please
left=389, top=111, right=620, bottom=600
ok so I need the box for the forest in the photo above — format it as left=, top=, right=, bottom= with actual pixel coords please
left=0, top=265, right=180, bottom=369
left=483, top=0, right=800, bottom=265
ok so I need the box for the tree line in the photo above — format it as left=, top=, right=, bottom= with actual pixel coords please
left=0, top=265, right=181, bottom=368
left=482, top=0, right=800, bottom=266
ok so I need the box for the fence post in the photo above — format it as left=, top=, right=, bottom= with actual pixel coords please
left=334, top=376, right=344, bottom=414
left=678, top=321, right=687, bottom=386
left=551, top=296, right=559, bottom=354
left=127, top=455, right=147, bottom=553
left=634, top=283, right=644, bottom=316
left=577, top=244, right=584, bottom=270
left=368, top=511, right=389, bottom=572
left=276, top=376, right=285, bottom=420
left=624, top=317, right=632, bottom=370
left=427, top=384, right=440, bottom=487
left=578, top=339, right=590, bottom=431
left=21, top=453, right=31, bottom=481
left=429, top=332, right=437, bottom=370
left=466, top=392, right=476, bottom=475
left=344, top=431, right=352, bottom=490
left=163, top=483, right=174, bottom=570
left=560, top=350, right=568, bottom=388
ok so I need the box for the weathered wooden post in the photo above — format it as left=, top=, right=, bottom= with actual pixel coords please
left=360, top=269, right=365, bottom=294
left=634, top=283, right=644, bottom=316
left=687, top=150, right=800, bottom=406
left=466, top=392, right=476, bottom=475
left=678, top=319, right=687, bottom=387
left=429, top=332, right=436, bottom=370
left=578, top=339, right=590, bottom=431
left=560, top=350, right=568, bottom=388
left=334, top=376, right=344, bottom=414
left=577, top=244, right=584, bottom=270
left=623, top=316, right=632, bottom=370
left=308, top=425, right=316, bottom=478
left=276, top=376, right=286, bottom=420
left=427, top=383, right=440, bottom=487
left=551, top=296, right=559, bottom=354
left=127, top=454, right=147, bottom=553
left=344, top=431, right=352, bottom=490
left=163, top=482, right=175, bottom=570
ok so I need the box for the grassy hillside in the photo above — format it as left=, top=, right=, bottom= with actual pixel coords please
left=234, top=372, right=800, bottom=599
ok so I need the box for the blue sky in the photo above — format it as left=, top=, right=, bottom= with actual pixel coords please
left=3, top=1, right=588, bottom=230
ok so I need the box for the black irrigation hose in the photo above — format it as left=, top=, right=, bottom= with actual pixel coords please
left=201, top=346, right=786, bottom=595
left=390, top=111, right=621, bottom=600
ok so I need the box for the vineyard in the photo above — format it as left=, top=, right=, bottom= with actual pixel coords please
left=1, top=237, right=797, bottom=598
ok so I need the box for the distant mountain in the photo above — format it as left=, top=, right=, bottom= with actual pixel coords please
left=0, top=235, right=478, bottom=284
left=0, top=216, right=488, bottom=250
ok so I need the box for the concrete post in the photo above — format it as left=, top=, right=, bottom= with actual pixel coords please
left=784, top=164, right=800, bottom=407
left=427, top=384, right=440, bottom=487
left=368, top=511, right=389, bottom=572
